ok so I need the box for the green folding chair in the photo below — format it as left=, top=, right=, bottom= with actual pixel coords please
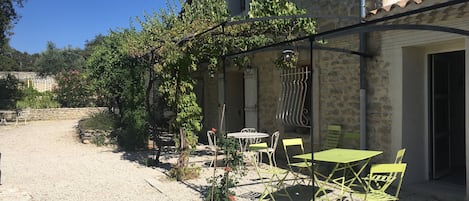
left=363, top=148, right=406, bottom=192
left=248, top=151, right=292, bottom=201
left=282, top=138, right=312, bottom=185
left=321, top=125, right=342, bottom=150
left=355, top=163, right=407, bottom=201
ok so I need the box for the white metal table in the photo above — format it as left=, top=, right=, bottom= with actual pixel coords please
left=227, top=132, right=269, bottom=152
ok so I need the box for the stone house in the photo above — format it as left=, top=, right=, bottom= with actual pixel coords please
left=197, top=0, right=469, bottom=198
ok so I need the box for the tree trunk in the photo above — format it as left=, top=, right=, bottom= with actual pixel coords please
left=177, top=127, right=189, bottom=168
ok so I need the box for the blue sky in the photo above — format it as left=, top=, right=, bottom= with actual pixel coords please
left=10, top=0, right=176, bottom=54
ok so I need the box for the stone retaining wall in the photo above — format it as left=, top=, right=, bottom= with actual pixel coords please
left=26, top=107, right=107, bottom=121
left=3, top=107, right=107, bottom=122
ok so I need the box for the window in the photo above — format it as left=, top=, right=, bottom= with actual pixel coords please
left=276, top=66, right=311, bottom=128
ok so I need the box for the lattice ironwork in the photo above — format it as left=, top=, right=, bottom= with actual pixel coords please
left=276, top=66, right=310, bottom=127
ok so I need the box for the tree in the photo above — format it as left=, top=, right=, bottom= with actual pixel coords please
left=36, top=41, right=85, bottom=76
left=0, top=0, right=25, bottom=52
left=86, top=30, right=148, bottom=150
left=54, top=70, right=91, bottom=107
left=0, top=73, right=22, bottom=109
left=0, top=44, right=39, bottom=71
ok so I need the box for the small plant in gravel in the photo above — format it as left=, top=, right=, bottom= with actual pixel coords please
left=91, top=134, right=106, bottom=146
left=168, top=163, right=201, bottom=180
left=205, top=128, right=245, bottom=201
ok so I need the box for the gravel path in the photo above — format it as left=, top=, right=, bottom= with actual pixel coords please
left=0, top=120, right=202, bottom=201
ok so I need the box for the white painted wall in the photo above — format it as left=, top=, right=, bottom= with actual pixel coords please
left=380, top=16, right=469, bottom=186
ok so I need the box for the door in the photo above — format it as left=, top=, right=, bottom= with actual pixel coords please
left=430, top=50, right=466, bottom=182
left=244, top=68, right=258, bottom=129
left=225, top=71, right=245, bottom=132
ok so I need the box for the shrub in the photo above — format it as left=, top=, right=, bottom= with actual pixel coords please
left=16, top=87, right=60, bottom=109
left=91, top=134, right=106, bottom=146
left=80, top=112, right=116, bottom=131
left=0, top=74, right=22, bottom=109
left=168, top=164, right=201, bottom=181
left=54, top=70, right=92, bottom=107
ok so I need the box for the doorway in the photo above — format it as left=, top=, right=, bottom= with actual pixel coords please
left=429, top=50, right=466, bottom=186
left=225, top=71, right=245, bottom=132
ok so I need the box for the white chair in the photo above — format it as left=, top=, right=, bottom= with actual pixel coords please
left=207, top=130, right=218, bottom=167
left=241, top=128, right=258, bottom=144
left=249, top=131, right=280, bottom=167
left=241, top=127, right=257, bottom=133
left=16, top=108, right=30, bottom=126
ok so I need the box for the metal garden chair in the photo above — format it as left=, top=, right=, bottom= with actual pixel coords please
left=207, top=130, right=218, bottom=167
left=249, top=131, right=280, bottom=167
left=355, top=163, right=407, bottom=201
left=363, top=148, right=406, bottom=192
left=248, top=151, right=292, bottom=201
left=321, top=125, right=342, bottom=150
left=282, top=138, right=313, bottom=185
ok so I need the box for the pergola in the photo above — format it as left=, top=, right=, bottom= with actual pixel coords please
left=196, top=0, right=469, bottom=199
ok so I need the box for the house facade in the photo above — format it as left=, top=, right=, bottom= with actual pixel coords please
left=199, top=0, right=469, bottom=198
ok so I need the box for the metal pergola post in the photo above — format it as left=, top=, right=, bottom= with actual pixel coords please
left=309, top=36, right=316, bottom=201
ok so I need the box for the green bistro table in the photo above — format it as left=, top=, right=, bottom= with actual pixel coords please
left=294, top=148, right=383, bottom=191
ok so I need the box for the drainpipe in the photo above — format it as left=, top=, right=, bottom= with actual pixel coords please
left=359, top=0, right=367, bottom=150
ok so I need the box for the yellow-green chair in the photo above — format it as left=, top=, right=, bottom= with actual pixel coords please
left=363, top=148, right=406, bottom=192
left=282, top=138, right=312, bottom=185
left=355, top=163, right=407, bottom=201
left=248, top=151, right=292, bottom=201
left=321, top=125, right=342, bottom=150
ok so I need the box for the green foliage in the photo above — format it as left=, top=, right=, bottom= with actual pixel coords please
left=91, top=134, right=106, bottom=146
left=36, top=42, right=86, bottom=76
left=0, top=73, right=22, bottom=109
left=205, top=131, right=245, bottom=201
left=0, top=0, right=24, bottom=50
left=117, top=107, right=148, bottom=150
left=0, top=45, right=39, bottom=71
left=205, top=171, right=237, bottom=201
left=79, top=112, right=117, bottom=131
left=79, top=112, right=118, bottom=147
left=168, top=164, right=201, bottom=181
left=86, top=30, right=151, bottom=151
left=54, top=70, right=91, bottom=107
left=16, top=87, right=59, bottom=109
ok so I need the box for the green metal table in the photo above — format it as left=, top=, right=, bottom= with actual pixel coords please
left=294, top=148, right=383, bottom=190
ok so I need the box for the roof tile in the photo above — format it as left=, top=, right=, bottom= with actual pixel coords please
left=367, top=0, right=425, bottom=17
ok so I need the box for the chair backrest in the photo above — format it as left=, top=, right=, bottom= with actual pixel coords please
left=322, top=125, right=342, bottom=150
left=282, top=138, right=305, bottom=165
left=270, top=131, right=280, bottom=150
left=207, top=130, right=216, bottom=147
left=241, top=128, right=257, bottom=133
left=368, top=163, right=407, bottom=198
left=394, top=148, right=406, bottom=164
left=341, top=132, right=360, bottom=149
left=17, top=108, right=30, bottom=118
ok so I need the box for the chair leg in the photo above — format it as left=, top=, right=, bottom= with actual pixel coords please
left=272, top=152, right=277, bottom=167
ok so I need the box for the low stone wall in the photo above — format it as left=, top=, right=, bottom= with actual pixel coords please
left=28, top=107, right=107, bottom=121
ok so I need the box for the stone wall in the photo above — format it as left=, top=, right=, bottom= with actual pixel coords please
left=27, top=107, right=107, bottom=121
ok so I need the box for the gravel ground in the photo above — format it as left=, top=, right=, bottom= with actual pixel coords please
left=0, top=120, right=203, bottom=201
left=0, top=120, right=464, bottom=201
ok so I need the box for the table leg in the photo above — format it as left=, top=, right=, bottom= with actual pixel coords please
left=344, top=158, right=372, bottom=190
